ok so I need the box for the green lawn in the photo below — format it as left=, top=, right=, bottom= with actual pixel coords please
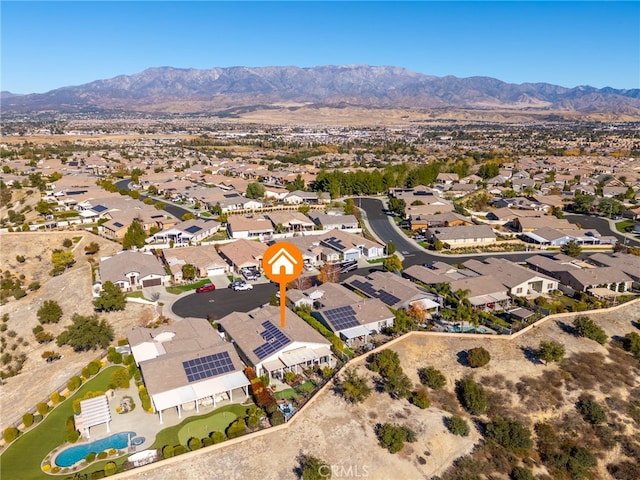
left=615, top=220, right=635, bottom=233
left=0, top=365, right=126, bottom=480
left=177, top=411, right=237, bottom=444
left=275, top=388, right=297, bottom=400
left=165, top=279, right=211, bottom=295
left=150, top=403, right=247, bottom=449
left=125, top=291, right=146, bottom=299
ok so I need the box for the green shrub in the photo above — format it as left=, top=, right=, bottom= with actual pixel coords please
left=85, top=452, right=96, bottom=463
left=104, top=462, right=117, bottom=476
left=22, top=412, right=34, bottom=428
left=457, top=377, right=487, bottom=415
left=34, top=414, right=43, bottom=423
left=410, top=388, right=431, bottom=409
left=486, top=417, right=533, bottom=453
left=211, top=431, right=225, bottom=444
left=510, top=466, right=534, bottom=480
left=418, top=366, right=446, bottom=389
left=188, top=437, right=202, bottom=451
left=623, top=332, right=640, bottom=358
left=467, top=347, right=491, bottom=368
left=375, top=423, right=417, bottom=454
left=577, top=397, right=606, bottom=425
left=66, top=430, right=80, bottom=443
left=162, top=445, right=174, bottom=458
left=226, top=418, right=247, bottom=439
left=97, top=451, right=107, bottom=460
left=3, top=427, right=20, bottom=443
left=67, top=375, right=82, bottom=391
left=202, top=437, right=214, bottom=447
left=573, top=315, right=608, bottom=345
left=270, top=409, right=285, bottom=426
left=37, top=402, right=49, bottom=416
left=50, top=391, right=62, bottom=404
left=111, top=368, right=130, bottom=389
left=107, top=347, right=123, bottom=364
left=447, top=416, right=470, bottom=436
left=173, top=445, right=185, bottom=456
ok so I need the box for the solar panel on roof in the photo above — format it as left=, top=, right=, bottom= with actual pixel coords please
left=323, top=305, right=360, bottom=331
left=252, top=321, right=291, bottom=360
left=183, top=351, right=235, bottom=383
left=113, top=222, right=124, bottom=228
left=93, top=205, right=108, bottom=212
left=185, top=225, right=202, bottom=234
left=350, top=279, right=401, bottom=306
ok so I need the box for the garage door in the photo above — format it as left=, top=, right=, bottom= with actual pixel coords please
left=207, top=267, right=226, bottom=276
left=142, top=278, right=162, bottom=287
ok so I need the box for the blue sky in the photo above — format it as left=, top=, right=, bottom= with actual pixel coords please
left=2, top=1, right=638, bottom=94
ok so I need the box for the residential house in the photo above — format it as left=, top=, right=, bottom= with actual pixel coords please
left=319, top=229, right=385, bottom=261
left=307, top=212, right=359, bottom=230
left=436, top=173, right=459, bottom=185
left=226, top=215, right=274, bottom=240
left=217, top=305, right=333, bottom=380
left=408, top=212, right=472, bottom=231
left=425, top=224, right=496, bottom=248
left=314, top=298, right=395, bottom=346
left=127, top=318, right=250, bottom=423
left=462, top=257, right=558, bottom=296
left=343, top=271, right=440, bottom=313
left=266, top=211, right=316, bottom=233
left=587, top=252, right=640, bottom=288
left=217, top=238, right=268, bottom=273
left=148, top=219, right=220, bottom=245
left=556, top=267, right=633, bottom=294
left=283, top=190, right=319, bottom=205
left=163, top=246, right=229, bottom=280
left=99, top=251, right=170, bottom=290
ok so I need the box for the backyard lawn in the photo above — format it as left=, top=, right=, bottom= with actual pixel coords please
left=177, top=411, right=237, bottom=444
left=615, top=220, right=635, bottom=233
left=0, top=365, right=126, bottom=480
left=150, top=403, right=247, bottom=449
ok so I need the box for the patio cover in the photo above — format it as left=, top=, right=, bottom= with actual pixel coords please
left=79, top=395, right=111, bottom=431
left=263, top=358, right=286, bottom=372
left=340, top=325, right=371, bottom=340
left=469, top=292, right=509, bottom=307
left=151, top=371, right=250, bottom=412
left=280, top=347, right=319, bottom=367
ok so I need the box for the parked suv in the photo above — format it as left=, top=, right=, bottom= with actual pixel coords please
left=195, top=283, right=216, bottom=293
left=232, top=281, right=254, bottom=291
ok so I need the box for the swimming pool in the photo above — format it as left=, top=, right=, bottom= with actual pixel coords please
left=54, top=431, right=136, bottom=467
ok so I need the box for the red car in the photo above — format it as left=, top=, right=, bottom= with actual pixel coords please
left=195, top=283, right=216, bottom=293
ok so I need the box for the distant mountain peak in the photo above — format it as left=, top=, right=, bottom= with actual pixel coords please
left=1, top=64, right=639, bottom=118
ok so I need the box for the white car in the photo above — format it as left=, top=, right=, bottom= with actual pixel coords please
left=233, top=282, right=254, bottom=291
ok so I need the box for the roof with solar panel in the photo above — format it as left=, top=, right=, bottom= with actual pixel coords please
left=316, top=298, right=394, bottom=334
left=344, top=271, right=436, bottom=308
left=217, top=305, right=330, bottom=365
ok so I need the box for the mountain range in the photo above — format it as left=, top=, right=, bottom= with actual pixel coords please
left=2, top=65, right=639, bottom=119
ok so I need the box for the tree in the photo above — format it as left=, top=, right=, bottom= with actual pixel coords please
left=245, top=182, right=265, bottom=200
left=560, top=240, right=582, bottom=258
left=181, top=264, right=198, bottom=281
left=35, top=200, right=54, bottom=216
left=337, top=367, right=371, bottom=404
left=111, top=368, right=130, bottom=389
left=406, top=302, right=428, bottom=325
left=467, top=347, right=491, bottom=368
left=375, top=423, right=416, bottom=454
left=93, top=281, right=126, bottom=312
left=623, top=331, right=640, bottom=358
left=386, top=242, right=396, bottom=255
left=388, top=198, right=406, bottom=217
left=572, top=194, right=595, bottom=214
left=576, top=396, right=606, bottom=424
left=447, top=416, right=470, bottom=436
left=383, top=254, right=403, bottom=272
left=418, top=366, right=446, bottom=389
left=511, top=466, right=535, bottom=480
left=51, top=249, right=75, bottom=275
left=181, top=212, right=196, bottom=221
left=597, top=198, right=623, bottom=218
left=384, top=371, right=413, bottom=399
left=457, top=377, right=487, bottom=415
left=37, top=300, right=63, bottom=324
left=573, top=315, right=607, bottom=344
left=486, top=417, right=533, bottom=453
left=477, top=162, right=501, bottom=179
left=536, top=340, right=565, bottom=365
left=56, top=313, right=114, bottom=351
left=122, top=220, right=147, bottom=250
left=367, top=349, right=402, bottom=378
left=317, top=263, right=340, bottom=284
left=84, top=241, right=100, bottom=255
left=297, top=453, right=331, bottom=480
left=62, top=238, right=73, bottom=248
left=410, top=388, right=431, bottom=409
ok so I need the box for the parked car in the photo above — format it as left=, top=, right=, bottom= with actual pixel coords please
left=228, top=280, right=245, bottom=289
left=241, top=267, right=260, bottom=281
left=195, top=283, right=216, bottom=293
left=233, top=282, right=254, bottom=291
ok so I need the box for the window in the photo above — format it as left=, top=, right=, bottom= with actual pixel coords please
left=516, top=287, right=523, bottom=294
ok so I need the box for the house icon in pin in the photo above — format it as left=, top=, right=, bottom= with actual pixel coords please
left=267, top=247, right=298, bottom=276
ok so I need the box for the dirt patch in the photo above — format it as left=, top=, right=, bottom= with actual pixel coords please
left=0, top=232, right=155, bottom=427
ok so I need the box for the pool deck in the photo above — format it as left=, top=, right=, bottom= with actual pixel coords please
left=57, top=382, right=251, bottom=463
